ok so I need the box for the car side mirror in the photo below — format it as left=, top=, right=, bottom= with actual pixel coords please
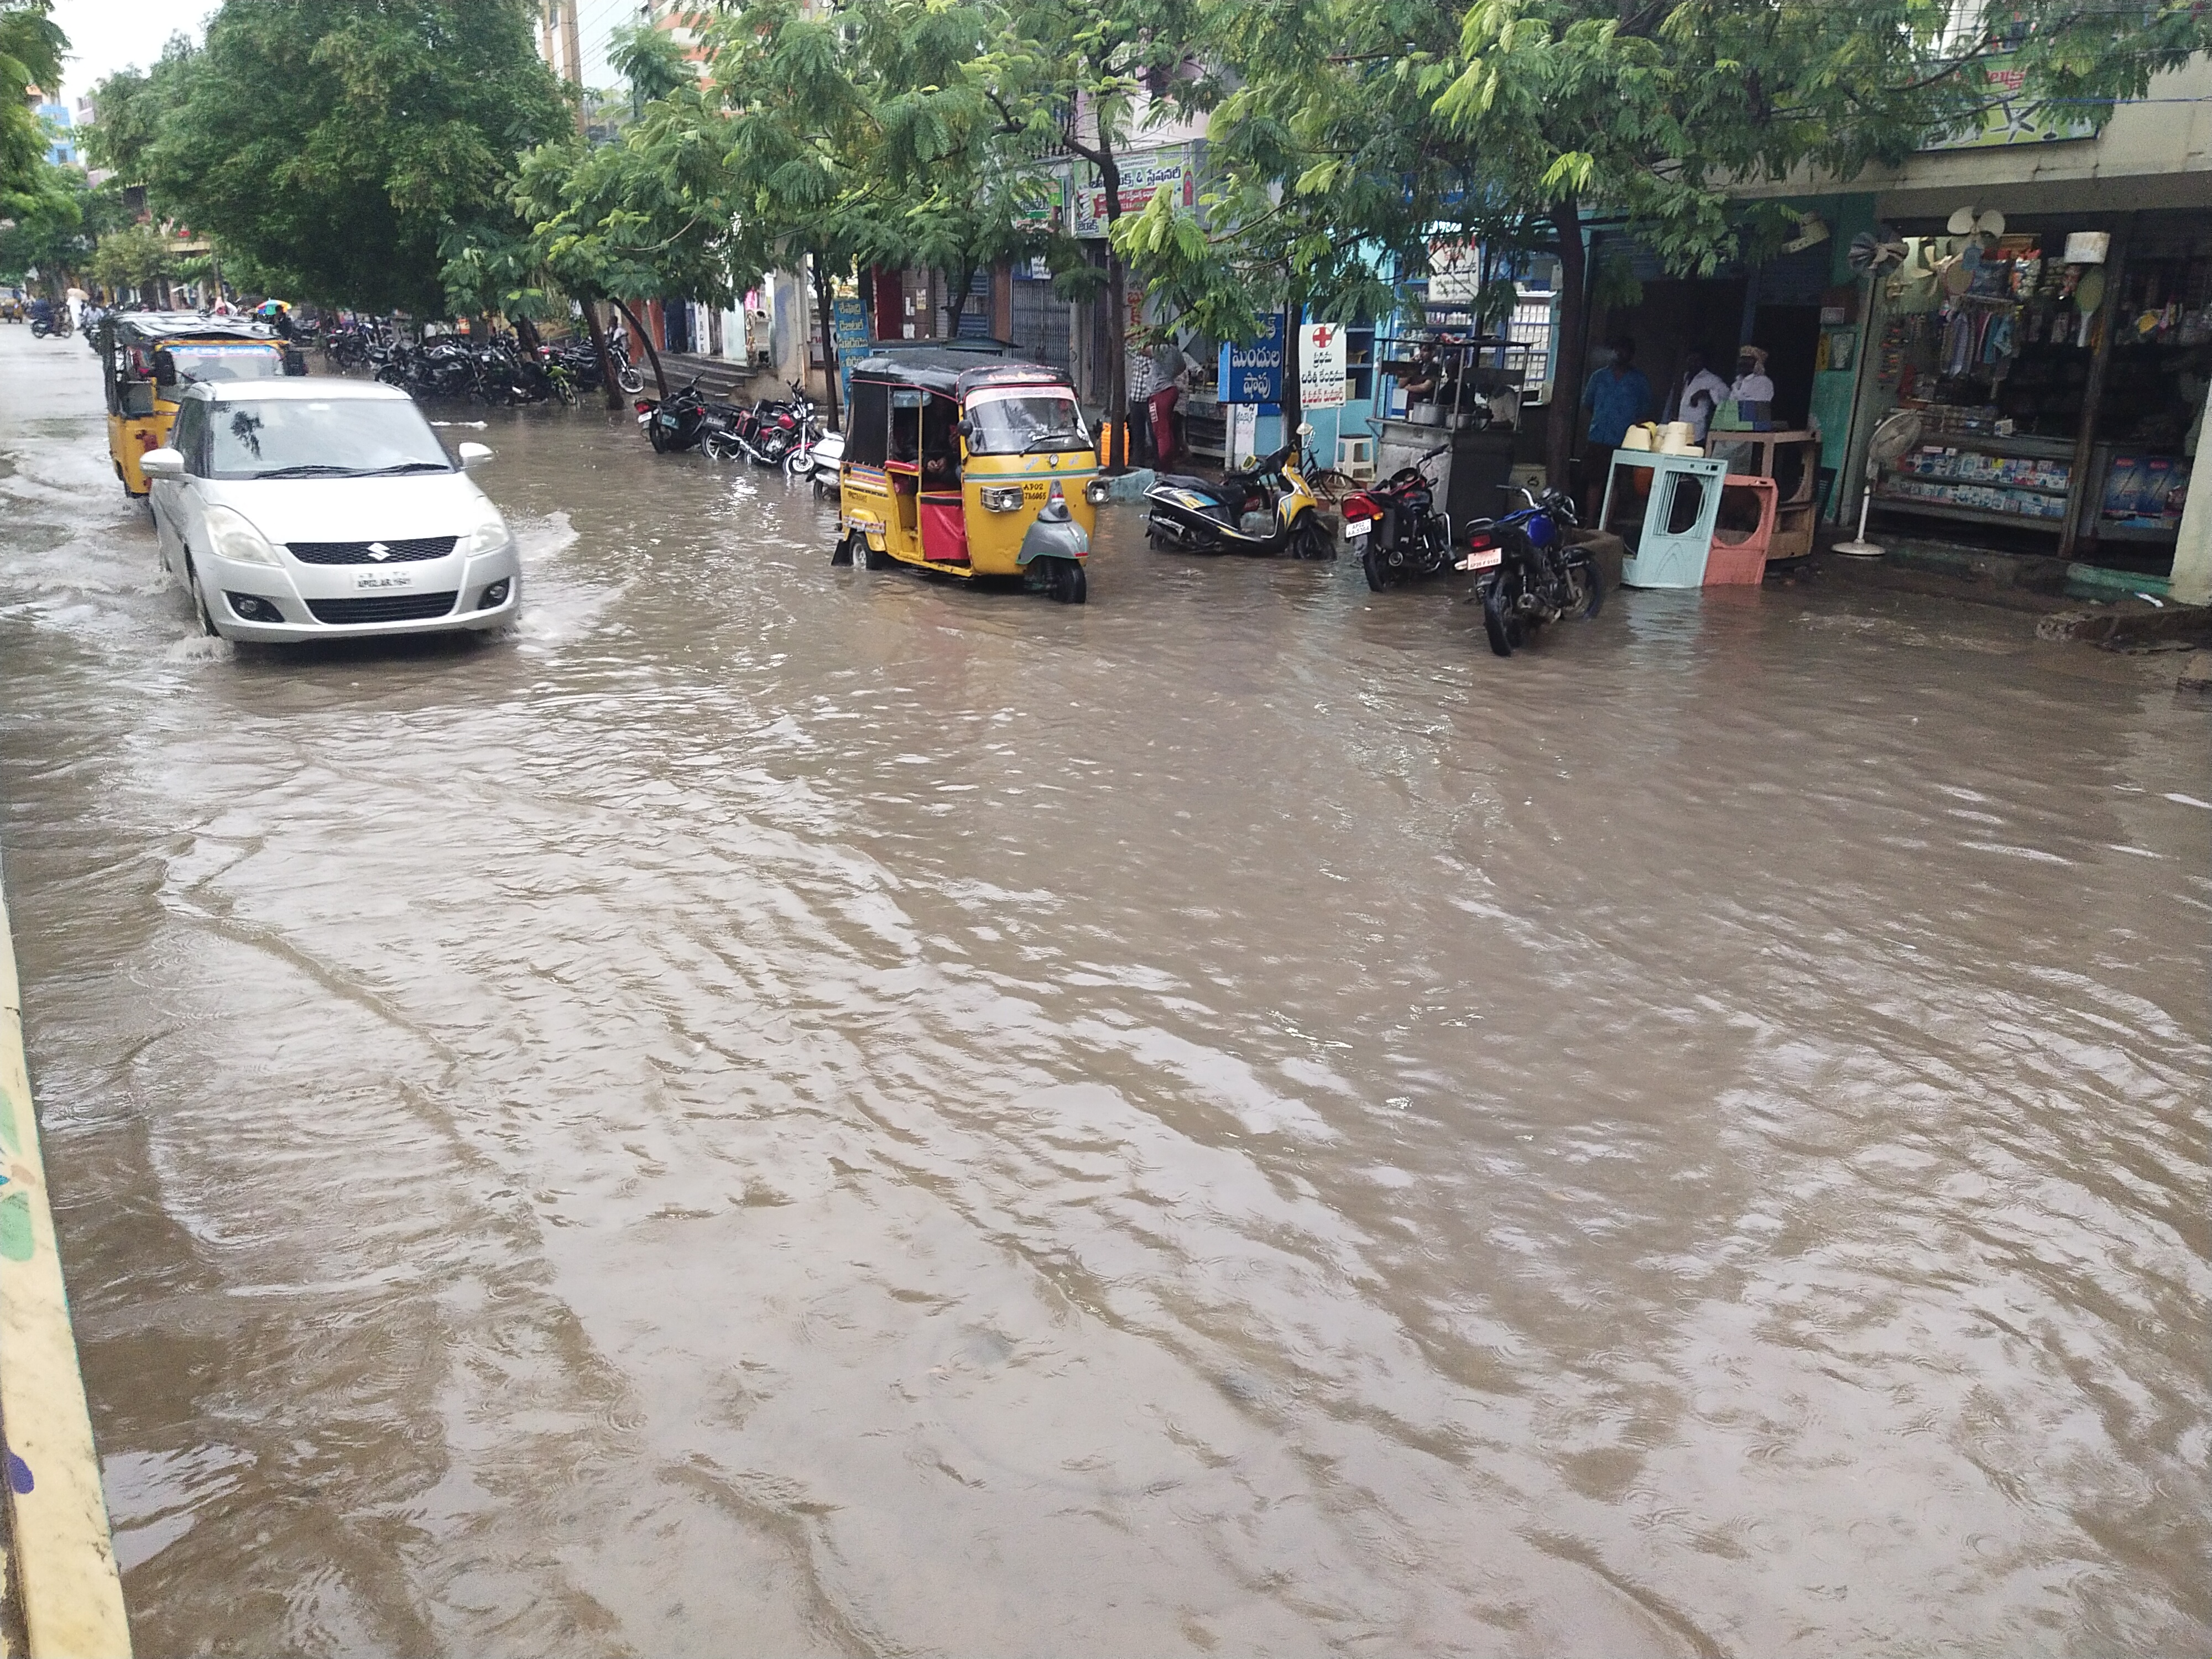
left=457, top=442, right=492, bottom=471
left=140, top=447, right=185, bottom=480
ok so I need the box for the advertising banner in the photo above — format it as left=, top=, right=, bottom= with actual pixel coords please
left=1072, top=145, right=1197, bottom=238
left=1218, top=312, right=1285, bottom=404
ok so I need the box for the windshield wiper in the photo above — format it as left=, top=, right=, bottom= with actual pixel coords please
left=251, top=464, right=356, bottom=478
left=1022, top=429, right=1081, bottom=454
left=354, top=461, right=452, bottom=476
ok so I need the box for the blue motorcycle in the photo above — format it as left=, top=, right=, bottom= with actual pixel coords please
left=1459, top=484, right=1603, bottom=658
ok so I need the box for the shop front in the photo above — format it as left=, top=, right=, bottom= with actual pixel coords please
left=1853, top=209, right=2205, bottom=576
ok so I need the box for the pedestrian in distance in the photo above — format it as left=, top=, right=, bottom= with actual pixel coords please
left=1665, top=347, right=1733, bottom=443
left=1580, top=336, right=1653, bottom=519
left=1730, top=345, right=1775, bottom=408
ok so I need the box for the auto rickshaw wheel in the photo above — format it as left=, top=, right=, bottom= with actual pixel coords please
left=863, top=536, right=895, bottom=570
left=1044, top=557, right=1087, bottom=604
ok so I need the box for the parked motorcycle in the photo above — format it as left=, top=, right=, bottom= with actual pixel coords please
left=637, top=378, right=713, bottom=453
left=1144, top=440, right=1329, bottom=559
left=1462, top=484, right=1604, bottom=658
left=1342, top=442, right=1455, bottom=591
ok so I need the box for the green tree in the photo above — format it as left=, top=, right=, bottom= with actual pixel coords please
left=79, top=34, right=196, bottom=182
left=124, top=0, right=568, bottom=312
left=0, top=163, right=126, bottom=293
left=90, top=218, right=179, bottom=301
left=0, top=0, right=64, bottom=202
left=983, top=0, right=1207, bottom=468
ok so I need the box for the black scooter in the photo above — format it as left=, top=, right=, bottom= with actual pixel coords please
left=1144, top=441, right=1329, bottom=560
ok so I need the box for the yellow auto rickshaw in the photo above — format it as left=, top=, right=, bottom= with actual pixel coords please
left=833, top=350, right=1102, bottom=603
left=100, top=311, right=303, bottom=498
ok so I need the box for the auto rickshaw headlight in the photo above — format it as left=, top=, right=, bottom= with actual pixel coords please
left=1083, top=479, right=1111, bottom=505
left=979, top=485, right=1024, bottom=513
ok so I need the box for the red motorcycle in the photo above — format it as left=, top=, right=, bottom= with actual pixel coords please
left=1340, top=442, right=1454, bottom=591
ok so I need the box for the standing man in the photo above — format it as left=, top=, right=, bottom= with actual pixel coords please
left=1665, top=348, right=1733, bottom=442
left=1580, top=336, right=1653, bottom=517
left=1730, top=345, right=1776, bottom=409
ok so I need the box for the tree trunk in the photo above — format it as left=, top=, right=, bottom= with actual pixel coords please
left=582, top=299, right=624, bottom=409
left=942, top=264, right=976, bottom=337
left=1280, top=289, right=1302, bottom=457
left=614, top=298, right=669, bottom=401
left=811, top=253, right=841, bottom=430
left=1097, top=144, right=1130, bottom=473
left=1545, top=196, right=1587, bottom=493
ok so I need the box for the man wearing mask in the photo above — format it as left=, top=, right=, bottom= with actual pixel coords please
left=1666, top=348, right=1732, bottom=442
left=1580, top=337, right=1652, bottom=517
left=1582, top=336, right=1653, bottom=451
left=1731, top=345, right=1776, bottom=408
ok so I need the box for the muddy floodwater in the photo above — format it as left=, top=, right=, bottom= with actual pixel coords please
left=2, top=329, right=2207, bottom=1657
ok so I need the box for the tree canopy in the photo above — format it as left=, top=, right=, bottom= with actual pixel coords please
left=1, top=0, right=65, bottom=204
left=103, top=0, right=568, bottom=312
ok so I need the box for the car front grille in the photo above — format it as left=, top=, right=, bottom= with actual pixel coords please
left=287, top=536, right=457, bottom=565
left=306, top=592, right=459, bottom=625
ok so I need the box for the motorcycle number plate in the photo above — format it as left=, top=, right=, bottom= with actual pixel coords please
left=1344, top=519, right=1371, bottom=538
left=659, top=413, right=680, bottom=428
left=1459, top=547, right=1503, bottom=571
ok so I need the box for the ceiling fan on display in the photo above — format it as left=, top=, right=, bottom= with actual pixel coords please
left=1847, top=223, right=1908, bottom=278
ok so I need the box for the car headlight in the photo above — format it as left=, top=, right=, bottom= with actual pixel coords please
left=202, top=505, right=279, bottom=566
left=979, top=485, right=1024, bottom=513
left=459, top=509, right=513, bottom=558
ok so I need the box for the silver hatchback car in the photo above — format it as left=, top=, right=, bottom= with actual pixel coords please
left=144, top=380, right=521, bottom=642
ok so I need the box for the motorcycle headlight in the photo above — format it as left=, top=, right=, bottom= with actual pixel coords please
left=459, top=507, right=513, bottom=559
left=202, top=505, right=279, bottom=566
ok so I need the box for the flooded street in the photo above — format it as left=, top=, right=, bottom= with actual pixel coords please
left=3, top=326, right=2208, bottom=1657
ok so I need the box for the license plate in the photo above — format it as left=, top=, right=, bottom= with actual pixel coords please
left=1022, top=480, right=1048, bottom=502
left=1344, top=519, right=1371, bottom=538
left=659, top=413, right=680, bottom=428
left=356, top=573, right=413, bottom=589
left=1459, top=547, right=1503, bottom=571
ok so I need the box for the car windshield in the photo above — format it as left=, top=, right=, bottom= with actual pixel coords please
left=207, top=398, right=453, bottom=481
left=167, top=344, right=286, bottom=384
left=966, top=393, right=1089, bottom=455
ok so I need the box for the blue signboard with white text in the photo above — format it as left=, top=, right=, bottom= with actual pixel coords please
left=1219, top=313, right=1285, bottom=404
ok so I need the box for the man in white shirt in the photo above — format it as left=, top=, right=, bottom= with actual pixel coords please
left=1730, top=345, right=1776, bottom=406
left=1666, top=348, right=1733, bottom=441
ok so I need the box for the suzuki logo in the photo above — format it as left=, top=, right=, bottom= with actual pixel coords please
left=366, top=541, right=390, bottom=561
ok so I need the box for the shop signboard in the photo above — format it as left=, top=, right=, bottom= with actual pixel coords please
left=833, top=294, right=870, bottom=405
left=1072, top=145, right=1197, bottom=238
left=1219, top=312, right=1285, bottom=405
left=1014, top=167, right=1067, bottom=228
left=1921, top=58, right=2100, bottom=150
left=1299, top=322, right=1347, bottom=409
